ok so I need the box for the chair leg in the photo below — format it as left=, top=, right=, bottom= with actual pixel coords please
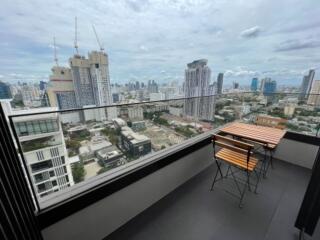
left=229, top=166, right=242, bottom=196
left=270, top=150, right=274, bottom=169
left=254, top=164, right=263, bottom=194
left=225, top=165, right=231, bottom=178
left=239, top=175, right=249, bottom=208
left=247, top=170, right=252, bottom=192
left=210, top=160, right=223, bottom=191
left=263, top=148, right=268, bottom=178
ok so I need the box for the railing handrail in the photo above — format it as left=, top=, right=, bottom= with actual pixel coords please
left=8, top=91, right=316, bottom=118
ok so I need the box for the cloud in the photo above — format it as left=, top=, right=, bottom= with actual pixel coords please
left=279, top=21, right=320, bottom=34
left=0, top=0, right=319, bottom=86
left=125, top=0, right=150, bottom=12
left=139, top=45, right=149, bottom=51
left=275, top=38, right=320, bottom=52
left=240, top=26, right=262, bottom=38
left=224, top=67, right=259, bottom=77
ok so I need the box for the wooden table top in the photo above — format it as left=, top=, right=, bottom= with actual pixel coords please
left=219, top=122, right=286, bottom=146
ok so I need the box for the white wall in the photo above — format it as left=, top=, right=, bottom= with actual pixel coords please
left=42, top=144, right=213, bottom=240
left=274, top=138, right=318, bottom=169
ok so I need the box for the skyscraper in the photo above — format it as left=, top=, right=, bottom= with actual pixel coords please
left=183, top=59, right=214, bottom=121
left=300, top=69, right=315, bottom=99
left=262, top=78, right=277, bottom=96
left=148, top=80, right=158, bottom=93
left=233, top=82, right=239, bottom=89
left=89, top=51, right=112, bottom=107
left=47, top=66, right=77, bottom=110
left=0, top=81, right=12, bottom=99
left=307, top=80, right=320, bottom=106
left=251, top=78, right=258, bottom=91
left=216, top=73, right=223, bottom=94
left=69, top=55, right=96, bottom=107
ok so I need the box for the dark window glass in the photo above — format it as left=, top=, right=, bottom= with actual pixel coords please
left=61, top=156, right=65, bottom=164
left=49, top=171, right=55, bottom=177
left=31, top=160, right=53, bottom=173
left=52, top=180, right=57, bottom=186
left=37, top=183, right=46, bottom=193
left=34, top=172, right=49, bottom=183
left=39, top=120, right=48, bottom=133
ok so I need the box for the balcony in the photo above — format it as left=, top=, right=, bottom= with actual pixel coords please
left=1, top=93, right=320, bottom=240
left=105, top=160, right=319, bottom=240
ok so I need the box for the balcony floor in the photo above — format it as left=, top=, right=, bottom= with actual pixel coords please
left=105, top=160, right=320, bottom=240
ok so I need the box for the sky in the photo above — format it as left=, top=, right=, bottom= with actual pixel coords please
left=0, top=0, right=320, bottom=86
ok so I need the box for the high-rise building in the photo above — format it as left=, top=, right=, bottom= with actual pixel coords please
left=251, top=78, right=258, bottom=91
left=0, top=81, right=12, bottom=99
left=69, top=55, right=96, bottom=107
left=112, top=93, right=120, bottom=103
left=307, top=80, right=320, bottom=106
left=21, top=84, right=41, bottom=107
left=48, top=51, right=112, bottom=113
left=183, top=59, right=215, bottom=121
left=233, top=82, right=239, bottom=89
left=9, top=106, right=74, bottom=198
left=300, top=69, right=315, bottom=99
left=39, top=81, right=47, bottom=91
left=262, top=78, right=277, bottom=96
left=89, top=51, right=112, bottom=107
left=47, top=66, right=77, bottom=110
left=216, top=73, right=223, bottom=94
left=148, top=80, right=159, bottom=93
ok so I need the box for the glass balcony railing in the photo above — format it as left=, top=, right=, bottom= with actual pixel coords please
left=8, top=92, right=320, bottom=209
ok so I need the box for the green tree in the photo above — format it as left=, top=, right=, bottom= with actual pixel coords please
left=66, top=139, right=80, bottom=151
left=72, top=161, right=85, bottom=183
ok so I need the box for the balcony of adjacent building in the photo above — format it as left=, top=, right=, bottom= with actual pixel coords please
left=1, top=92, right=320, bottom=240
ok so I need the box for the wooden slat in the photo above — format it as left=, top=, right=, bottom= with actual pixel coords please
left=216, top=148, right=258, bottom=171
left=220, top=122, right=286, bottom=145
left=214, top=141, right=250, bottom=155
left=213, top=134, right=254, bottom=150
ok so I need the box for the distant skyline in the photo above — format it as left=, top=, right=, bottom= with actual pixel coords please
left=0, top=0, right=320, bottom=86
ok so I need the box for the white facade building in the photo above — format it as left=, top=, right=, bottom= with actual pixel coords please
left=183, top=59, right=215, bottom=121
left=150, top=92, right=165, bottom=101
left=128, top=106, right=144, bottom=120
left=89, top=51, right=112, bottom=107
left=10, top=107, right=74, bottom=199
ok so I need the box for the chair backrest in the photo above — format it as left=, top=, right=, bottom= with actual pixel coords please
left=255, top=115, right=287, bottom=129
left=212, top=134, right=253, bottom=162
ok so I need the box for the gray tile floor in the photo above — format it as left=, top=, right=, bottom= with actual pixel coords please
left=105, top=160, right=320, bottom=240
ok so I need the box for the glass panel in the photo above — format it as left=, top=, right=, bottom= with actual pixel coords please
left=9, top=92, right=320, bottom=208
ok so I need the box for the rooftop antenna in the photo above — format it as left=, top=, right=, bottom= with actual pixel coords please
left=74, top=16, right=79, bottom=54
left=92, top=24, right=104, bottom=52
left=53, top=37, right=59, bottom=66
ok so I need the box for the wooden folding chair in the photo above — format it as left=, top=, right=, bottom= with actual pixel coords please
left=210, top=134, right=263, bottom=208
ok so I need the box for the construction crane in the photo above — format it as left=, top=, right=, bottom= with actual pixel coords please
left=92, top=24, right=104, bottom=52
left=53, top=37, right=59, bottom=66
left=74, top=16, right=79, bottom=54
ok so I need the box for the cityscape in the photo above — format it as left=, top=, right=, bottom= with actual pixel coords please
left=1, top=18, right=320, bottom=202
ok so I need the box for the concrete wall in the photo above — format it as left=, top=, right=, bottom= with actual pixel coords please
left=42, top=144, right=213, bottom=240
left=274, top=138, right=319, bottom=169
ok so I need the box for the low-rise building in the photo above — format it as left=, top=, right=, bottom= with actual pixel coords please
left=96, top=146, right=124, bottom=167
left=120, top=126, right=151, bottom=159
left=131, top=120, right=146, bottom=132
